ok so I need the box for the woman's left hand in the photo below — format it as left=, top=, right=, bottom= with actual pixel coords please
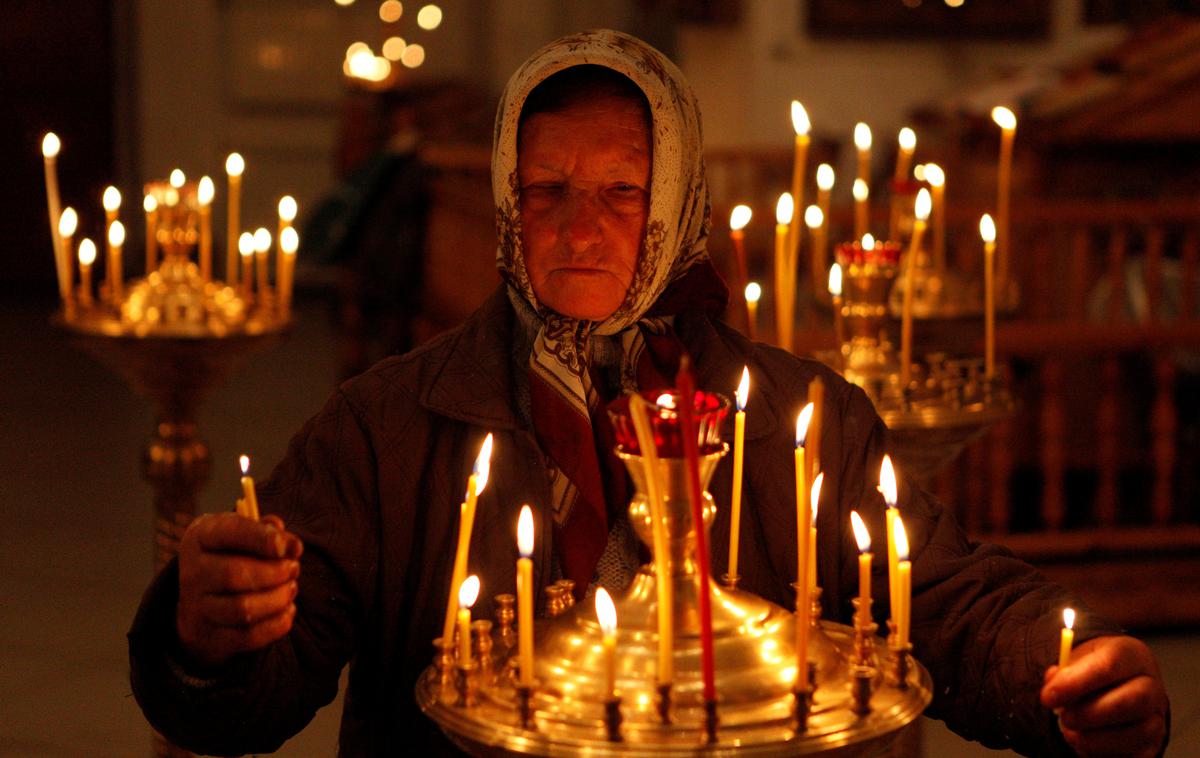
left=1040, top=635, right=1169, bottom=757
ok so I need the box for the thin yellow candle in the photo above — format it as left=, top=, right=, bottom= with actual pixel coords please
left=143, top=194, right=158, bottom=274
left=279, top=226, right=299, bottom=317
left=225, top=152, right=245, bottom=284
left=458, top=575, right=480, bottom=663
left=238, top=232, right=255, bottom=300
left=894, top=127, right=916, bottom=183
left=57, top=208, right=78, bottom=303
left=107, top=220, right=125, bottom=304
left=980, top=214, right=997, bottom=380
left=991, top=106, right=1017, bottom=287
left=808, top=472, right=823, bottom=607
left=850, top=511, right=872, bottom=624
left=894, top=515, right=911, bottom=648
left=278, top=195, right=297, bottom=248
left=879, top=454, right=899, bottom=620
left=805, top=204, right=824, bottom=303
left=1058, top=608, right=1075, bottom=669
left=807, top=377, right=824, bottom=487
left=774, top=193, right=794, bottom=351
left=596, top=587, right=618, bottom=699
left=744, top=282, right=761, bottom=341
left=788, top=101, right=811, bottom=272
left=853, top=179, right=869, bottom=241
left=729, top=204, right=752, bottom=325
left=516, top=505, right=536, bottom=686
left=829, top=263, right=845, bottom=352
left=253, top=227, right=272, bottom=301
left=815, top=164, right=834, bottom=284
left=441, top=435, right=495, bottom=656
left=854, top=122, right=872, bottom=187
left=198, top=176, right=215, bottom=281
left=924, top=163, right=946, bottom=274
left=238, top=454, right=260, bottom=521
left=728, top=367, right=750, bottom=581
left=42, top=133, right=66, bottom=300
left=77, top=238, right=96, bottom=307
left=102, top=185, right=121, bottom=236
left=794, top=403, right=814, bottom=689
left=628, top=394, right=674, bottom=685
left=900, top=189, right=932, bottom=390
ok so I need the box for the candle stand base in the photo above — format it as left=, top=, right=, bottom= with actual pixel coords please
left=604, top=697, right=624, bottom=742
left=721, top=572, right=740, bottom=590
left=456, top=663, right=479, bottom=708
left=703, top=697, right=719, bottom=744
left=656, top=683, right=672, bottom=725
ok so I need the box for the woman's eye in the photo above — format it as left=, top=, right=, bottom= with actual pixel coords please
left=608, top=184, right=645, bottom=200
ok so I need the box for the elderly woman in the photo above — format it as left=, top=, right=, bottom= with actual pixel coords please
left=130, top=31, right=1167, bottom=757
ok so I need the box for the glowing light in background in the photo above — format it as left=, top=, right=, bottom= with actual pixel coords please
left=379, top=0, right=403, bottom=22
left=383, top=36, right=407, bottom=61
left=417, top=4, right=442, bottom=29
left=400, top=43, right=425, bottom=68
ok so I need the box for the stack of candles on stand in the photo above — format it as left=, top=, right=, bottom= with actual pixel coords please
left=39, top=132, right=301, bottom=327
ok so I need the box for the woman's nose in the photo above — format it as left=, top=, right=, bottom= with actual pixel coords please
left=561, top=192, right=603, bottom=253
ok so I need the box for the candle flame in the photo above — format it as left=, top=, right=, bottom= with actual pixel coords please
left=913, top=164, right=926, bottom=182
left=253, top=227, right=271, bottom=253
left=811, top=472, right=824, bottom=524
left=225, top=152, right=245, bottom=177
left=169, top=169, right=186, bottom=189
left=197, top=176, right=215, bottom=205
left=458, top=575, right=480, bottom=609
left=854, top=122, right=872, bottom=150
left=736, top=366, right=750, bottom=412
left=804, top=205, right=823, bottom=230
left=852, top=178, right=869, bottom=201
left=991, top=106, right=1017, bottom=131
left=58, top=207, right=78, bottom=237
left=979, top=213, right=996, bottom=243
left=656, top=393, right=676, bottom=409
left=108, top=220, right=125, bottom=247
left=898, top=127, right=916, bottom=151
left=923, top=163, right=945, bottom=188
left=472, top=433, right=494, bottom=494
left=790, top=100, right=811, bottom=136
left=103, top=186, right=122, bottom=212
left=914, top=188, right=932, bottom=221
left=862, top=233, right=875, bottom=249
left=280, top=226, right=299, bottom=255
left=143, top=194, right=157, bottom=213
left=238, top=232, right=255, bottom=257
left=595, top=586, right=617, bottom=636
left=278, top=195, right=298, bottom=222
left=744, top=281, right=761, bottom=303
left=42, top=132, right=61, bottom=158
left=828, top=263, right=842, bottom=297
left=1063, top=607, right=1075, bottom=630
left=239, top=454, right=250, bottom=475
left=795, top=403, right=814, bottom=447
left=879, top=454, right=898, bottom=507
left=895, top=515, right=910, bottom=562
left=816, top=163, right=835, bottom=191
left=517, top=504, right=534, bottom=558
left=78, top=238, right=97, bottom=266
left=729, top=204, right=752, bottom=231
left=775, top=193, right=794, bottom=225
left=850, top=510, right=871, bottom=553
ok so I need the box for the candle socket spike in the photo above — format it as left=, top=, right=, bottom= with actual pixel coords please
left=889, top=641, right=913, bottom=690
left=433, top=637, right=455, bottom=691
left=544, top=585, right=565, bottom=617
left=516, top=684, right=535, bottom=730
left=454, top=661, right=478, bottom=708
left=793, top=685, right=813, bottom=732
left=851, top=598, right=878, bottom=666
left=555, top=579, right=576, bottom=609
left=852, top=664, right=875, bottom=716
left=721, top=572, right=740, bottom=590
left=704, top=697, right=719, bottom=744
left=604, top=696, right=623, bottom=742
left=471, top=620, right=494, bottom=688
left=493, top=593, right=516, bottom=654
left=809, top=586, right=824, bottom=627
left=656, top=682, right=672, bottom=725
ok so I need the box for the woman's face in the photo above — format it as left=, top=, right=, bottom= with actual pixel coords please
left=518, top=93, right=651, bottom=321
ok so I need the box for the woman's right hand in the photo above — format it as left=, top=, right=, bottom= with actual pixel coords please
left=175, top=512, right=304, bottom=667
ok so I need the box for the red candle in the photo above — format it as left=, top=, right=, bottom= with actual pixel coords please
left=675, top=357, right=717, bottom=703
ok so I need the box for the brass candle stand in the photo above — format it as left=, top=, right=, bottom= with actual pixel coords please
left=417, top=396, right=932, bottom=756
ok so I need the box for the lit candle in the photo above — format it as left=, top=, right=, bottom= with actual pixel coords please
left=774, top=193, right=794, bottom=351
left=107, top=220, right=125, bottom=304
left=42, top=133, right=67, bottom=300
left=829, top=262, right=845, bottom=353
left=803, top=204, right=824, bottom=297
left=728, top=367, right=750, bottom=582
left=516, top=504, right=536, bottom=687
left=789, top=101, right=811, bottom=273
left=458, top=575, right=480, bottom=664
left=57, top=207, right=78, bottom=304
left=198, top=176, right=215, bottom=281
left=441, top=435, right=495, bottom=657
left=900, top=189, right=932, bottom=390
left=815, top=164, right=834, bottom=283
left=923, top=163, right=946, bottom=274
left=278, top=195, right=297, bottom=249
left=853, top=178, right=869, bottom=241
left=595, top=587, right=618, bottom=699
left=77, top=238, right=96, bottom=307
left=102, top=186, right=121, bottom=238
left=143, top=194, right=158, bottom=273
left=744, top=282, right=761, bottom=341
left=854, top=122, right=872, bottom=187
left=1058, top=608, right=1075, bottom=669
left=238, top=454, right=260, bottom=521
left=894, top=515, right=911, bottom=648
left=879, top=454, right=899, bottom=621
left=236, top=233, right=252, bottom=299
left=980, top=214, right=997, bottom=380
left=279, top=226, right=298, bottom=317
left=729, top=204, right=752, bottom=322
left=808, top=472, right=823, bottom=608
left=169, top=169, right=185, bottom=192
left=225, top=152, right=245, bottom=284
left=850, top=511, right=872, bottom=624
left=253, top=227, right=272, bottom=301
left=794, top=403, right=814, bottom=689
left=894, top=127, right=916, bottom=183
left=807, top=377, right=824, bottom=488
left=991, top=106, right=1017, bottom=287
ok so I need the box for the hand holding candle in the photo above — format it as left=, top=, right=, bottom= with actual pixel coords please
left=850, top=511, right=872, bottom=624
left=728, top=367, right=750, bottom=582
left=458, top=575, right=481, bottom=664
left=595, top=587, right=618, bottom=700
left=238, top=454, right=261, bottom=521
left=516, top=505, right=535, bottom=686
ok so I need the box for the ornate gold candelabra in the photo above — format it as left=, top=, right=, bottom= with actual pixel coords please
left=417, top=397, right=931, bottom=756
